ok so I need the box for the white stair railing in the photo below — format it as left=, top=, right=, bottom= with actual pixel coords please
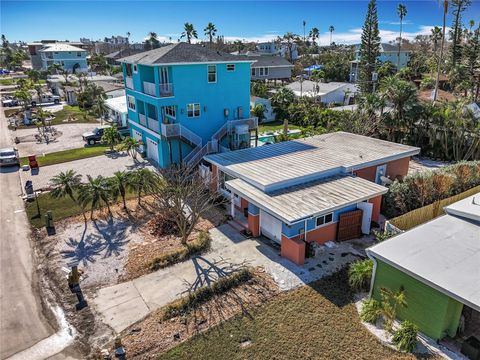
left=160, top=123, right=202, bottom=147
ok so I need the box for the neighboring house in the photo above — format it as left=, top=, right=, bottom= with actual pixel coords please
left=203, top=132, right=420, bottom=265
left=105, top=96, right=128, bottom=128
left=367, top=194, right=480, bottom=342
left=119, top=42, right=258, bottom=168
left=35, top=43, right=88, bottom=72
left=350, top=43, right=412, bottom=82
left=105, top=48, right=144, bottom=65
left=282, top=81, right=358, bottom=105
left=64, top=81, right=124, bottom=106
left=256, top=42, right=298, bottom=61
left=249, top=55, right=293, bottom=82
left=250, top=96, right=275, bottom=122
left=28, top=41, right=92, bottom=70
left=48, top=74, right=119, bottom=97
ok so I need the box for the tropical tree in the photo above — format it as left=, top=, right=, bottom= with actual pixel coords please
left=271, top=87, right=295, bottom=122
left=434, top=0, right=448, bottom=103
left=47, top=63, right=63, bottom=75
left=120, top=137, right=141, bottom=160
left=204, top=22, right=217, bottom=45
left=13, top=89, right=32, bottom=114
left=449, top=0, right=471, bottom=68
left=181, top=23, right=198, bottom=44
left=329, top=25, right=335, bottom=45
left=396, top=4, right=407, bottom=70
left=109, top=171, right=133, bottom=210
left=462, top=22, right=480, bottom=101
left=33, top=83, right=43, bottom=102
left=303, top=20, right=307, bottom=43
left=78, top=175, right=113, bottom=219
left=251, top=104, right=266, bottom=123
left=101, top=124, right=121, bottom=151
left=309, top=27, right=320, bottom=47
left=145, top=32, right=160, bottom=50
left=26, top=69, right=41, bottom=83
left=130, top=168, right=159, bottom=205
left=91, top=95, right=107, bottom=122
left=348, top=259, right=373, bottom=292
left=430, top=26, right=442, bottom=52
left=359, top=0, right=381, bottom=93
left=380, top=287, right=407, bottom=333
left=50, top=170, right=86, bottom=222
left=277, top=32, right=300, bottom=62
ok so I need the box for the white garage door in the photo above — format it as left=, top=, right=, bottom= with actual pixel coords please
left=260, top=210, right=282, bottom=244
left=133, top=130, right=142, bottom=142
left=146, top=138, right=159, bottom=164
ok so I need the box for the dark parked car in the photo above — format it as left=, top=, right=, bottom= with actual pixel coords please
left=82, top=125, right=111, bottom=145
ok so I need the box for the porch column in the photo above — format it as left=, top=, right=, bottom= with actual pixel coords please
left=153, top=67, right=160, bottom=97
left=247, top=203, right=260, bottom=237
left=230, top=192, right=235, bottom=217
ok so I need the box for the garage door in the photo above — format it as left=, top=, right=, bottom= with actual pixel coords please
left=146, top=138, right=159, bottom=164
left=133, top=130, right=142, bottom=142
left=260, top=210, right=282, bottom=244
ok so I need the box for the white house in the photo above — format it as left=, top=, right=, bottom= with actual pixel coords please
left=256, top=42, right=298, bottom=61
left=281, top=81, right=358, bottom=105
left=105, top=96, right=128, bottom=128
left=250, top=96, right=275, bottom=122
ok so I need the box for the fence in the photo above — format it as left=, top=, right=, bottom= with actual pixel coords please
left=388, top=185, right=480, bottom=231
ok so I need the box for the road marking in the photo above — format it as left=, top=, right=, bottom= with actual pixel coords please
left=14, top=209, right=25, bottom=213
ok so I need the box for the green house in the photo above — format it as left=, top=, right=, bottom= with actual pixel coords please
left=367, top=194, right=480, bottom=341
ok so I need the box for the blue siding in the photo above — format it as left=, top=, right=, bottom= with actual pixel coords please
left=282, top=221, right=304, bottom=238
left=248, top=203, right=259, bottom=216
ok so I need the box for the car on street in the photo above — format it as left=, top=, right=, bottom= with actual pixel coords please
left=30, top=92, right=60, bottom=107
left=82, top=125, right=111, bottom=145
left=1, top=98, right=19, bottom=107
left=0, top=148, right=20, bottom=167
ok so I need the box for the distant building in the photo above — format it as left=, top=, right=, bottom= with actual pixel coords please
left=105, top=48, right=144, bottom=65
left=281, top=81, right=358, bottom=105
left=28, top=41, right=91, bottom=70
left=349, top=43, right=412, bottom=82
left=105, top=96, right=128, bottom=128
left=249, top=55, right=293, bottom=82
left=256, top=42, right=298, bottom=61
left=105, top=36, right=129, bottom=45
left=250, top=96, right=275, bottom=122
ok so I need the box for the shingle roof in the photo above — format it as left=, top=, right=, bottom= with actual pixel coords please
left=248, top=55, right=293, bottom=68
left=118, top=42, right=254, bottom=65
left=226, top=175, right=387, bottom=224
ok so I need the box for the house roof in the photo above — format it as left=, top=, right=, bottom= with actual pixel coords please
left=226, top=175, right=387, bottom=224
left=105, top=96, right=127, bottom=114
left=205, top=132, right=420, bottom=191
left=367, top=193, right=480, bottom=311
left=118, top=42, right=254, bottom=65
left=91, top=81, right=123, bottom=94
left=39, top=43, right=85, bottom=52
left=105, top=48, right=144, bottom=60
left=353, top=43, right=411, bottom=53
left=248, top=55, right=293, bottom=68
left=284, top=81, right=358, bottom=97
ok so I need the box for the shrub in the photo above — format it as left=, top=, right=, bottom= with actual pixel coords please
left=373, top=230, right=393, bottom=242
left=162, top=268, right=253, bottom=320
left=150, top=231, right=211, bottom=271
left=392, top=320, right=418, bottom=352
left=348, top=259, right=373, bottom=292
left=360, top=298, right=381, bottom=324
left=380, top=287, right=407, bottom=334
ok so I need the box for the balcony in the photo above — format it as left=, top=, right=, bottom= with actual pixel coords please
left=138, top=114, right=147, bottom=126
left=159, top=83, right=174, bottom=97
left=148, top=117, right=160, bottom=133
left=160, top=123, right=202, bottom=147
left=227, top=117, right=258, bottom=132
left=125, top=77, right=133, bottom=89
left=143, top=81, right=156, bottom=97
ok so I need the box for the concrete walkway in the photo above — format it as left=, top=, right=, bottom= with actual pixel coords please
left=92, top=224, right=363, bottom=333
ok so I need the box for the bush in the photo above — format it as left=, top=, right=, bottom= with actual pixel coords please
left=392, top=320, right=418, bottom=352
left=360, top=298, right=381, bottom=324
left=150, top=231, right=211, bottom=271
left=348, top=259, right=373, bottom=292
left=162, top=268, right=253, bottom=320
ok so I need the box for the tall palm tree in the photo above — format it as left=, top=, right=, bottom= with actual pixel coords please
left=309, top=28, right=320, bottom=47
left=204, top=22, right=217, bottom=45
left=430, top=26, right=442, bottom=52
left=50, top=170, right=86, bottom=222
left=146, top=31, right=159, bottom=50
left=92, top=96, right=107, bottom=123
left=303, top=20, right=307, bottom=43
left=329, top=25, right=335, bottom=45
left=109, top=171, right=133, bottom=210
left=396, top=4, right=407, bottom=70
left=120, top=137, right=141, bottom=160
left=130, top=168, right=159, bottom=205
left=434, top=0, right=448, bottom=104
left=78, top=175, right=112, bottom=219
left=181, top=23, right=198, bottom=44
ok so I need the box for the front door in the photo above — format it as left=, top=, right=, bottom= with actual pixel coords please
left=375, top=164, right=387, bottom=184
left=357, top=202, right=373, bottom=235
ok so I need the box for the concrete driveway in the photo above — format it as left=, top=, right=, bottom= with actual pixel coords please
left=20, top=153, right=156, bottom=192
left=12, top=123, right=100, bottom=157
left=92, top=224, right=362, bottom=333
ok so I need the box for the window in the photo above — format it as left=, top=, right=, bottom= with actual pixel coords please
left=77, top=52, right=82, bottom=57
left=207, top=65, right=216, bottom=83
left=127, top=95, right=136, bottom=111
left=315, top=213, right=333, bottom=227
left=258, top=67, right=269, bottom=76
left=125, top=63, right=133, bottom=77
left=133, top=64, right=138, bottom=73
left=227, top=64, right=235, bottom=72
left=54, top=52, right=59, bottom=54
left=165, top=105, right=176, bottom=118
left=259, top=68, right=264, bottom=76
left=187, top=103, right=200, bottom=117
left=251, top=68, right=256, bottom=76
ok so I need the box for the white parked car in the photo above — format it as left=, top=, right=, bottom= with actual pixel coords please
left=0, top=148, right=19, bottom=167
left=31, top=93, right=60, bottom=107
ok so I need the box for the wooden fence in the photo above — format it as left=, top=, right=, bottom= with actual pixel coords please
left=388, top=185, right=480, bottom=231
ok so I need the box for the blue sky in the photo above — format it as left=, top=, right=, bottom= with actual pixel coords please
left=1, top=1, right=479, bottom=45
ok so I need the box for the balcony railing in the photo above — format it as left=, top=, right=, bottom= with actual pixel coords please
left=138, top=114, right=147, bottom=126
left=184, top=140, right=218, bottom=167
left=148, top=117, right=159, bottom=133
left=160, top=123, right=202, bottom=147
left=143, top=81, right=156, bottom=96
left=126, top=77, right=133, bottom=89
left=159, top=83, right=174, bottom=97
left=227, top=117, right=258, bottom=132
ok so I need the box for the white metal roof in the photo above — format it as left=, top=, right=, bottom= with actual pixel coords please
left=105, top=96, right=127, bottom=114
left=226, top=175, right=388, bottom=224
left=206, top=132, right=420, bottom=192
left=444, top=193, right=480, bottom=222
left=367, top=195, right=480, bottom=311
left=39, top=43, right=85, bottom=52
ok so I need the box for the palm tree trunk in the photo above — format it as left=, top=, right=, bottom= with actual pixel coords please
left=434, top=1, right=448, bottom=104
left=90, top=206, right=94, bottom=220
left=397, top=21, right=402, bottom=70
left=122, top=194, right=127, bottom=209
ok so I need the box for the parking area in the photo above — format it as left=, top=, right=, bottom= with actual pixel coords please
left=11, top=123, right=100, bottom=157
left=20, top=153, right=156, bottom=192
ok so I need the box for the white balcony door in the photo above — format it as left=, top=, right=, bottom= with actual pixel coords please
left=160, top=67, right=169, bottom=84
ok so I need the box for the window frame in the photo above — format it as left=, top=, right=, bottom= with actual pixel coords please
left=127, top=95, right=136, bottom=112
left=187, top=103, right=201, bottom=118
left=315, top=212, right=333, bottom=228
left=133, top=64, right=138, bottom=73
left=226, top=64, right=235, bottom=72
left=125, top=63, right=133, bottom=77
left=251, top=67, right=256, bottom=76
left=207, top=64, right=216, bottom=83
left=165, top=105, right=176, bottom=119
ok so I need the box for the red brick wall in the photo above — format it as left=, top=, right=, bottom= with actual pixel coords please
left=248, top=214, right=260, bottom=237
left=368, top=195, right=382, bottom=223
left=353, top=157, right=411, bottom=183
left=306, top=222, right=338, bottom=245
left=281, top=235, right=305, bottom=265
left=354, top=166, right=377, bottom=182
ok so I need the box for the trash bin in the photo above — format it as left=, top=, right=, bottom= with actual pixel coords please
left=45, top=210, right=54, bottom=228
left=24, top=180, right=33, bottom=195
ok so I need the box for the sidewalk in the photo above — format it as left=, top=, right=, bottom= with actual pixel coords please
left=92, top=224, right=362, bottom=333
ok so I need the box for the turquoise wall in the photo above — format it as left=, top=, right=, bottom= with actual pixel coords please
left=42, top=50, right=88, bottom=71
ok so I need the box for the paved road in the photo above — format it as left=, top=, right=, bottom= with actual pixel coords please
left=0, top=105, right=54, bottom=358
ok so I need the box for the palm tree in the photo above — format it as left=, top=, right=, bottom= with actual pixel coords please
left=91, top=96, right=107, bottom=123
left=109, top=171, right=133, bottom=210
left=101, top=124, right=121, bottom=151
left=50, top=170, right=86, bottom=222
left=78, top=175, right=112, bottom=219
left=348, top=259, right=373, bottom=291
left=181, top=23, right=198, bottom=44
left=130, top=168, right=159, bottom=205
left=33, top=84, right=43, bottom=102
left=204, top=22, right=217, bottom=45
left=434, top=0, right=448, bottom=104
left=396, top=4, right=407, bottom=70
left=26, top=69, right=40, bottom=83
left=309, top=27, right=320, bottom=47
left=47, top=63, right=63, bottom=75
left=329, top=25, right=335, bottom=45
left=146, top=31, right=159, bottom=50
left=303, top=20, right=307, bottom=43
left=120, top=137, right=141, bottom=160
left=430, top=26, right=442, bottom=52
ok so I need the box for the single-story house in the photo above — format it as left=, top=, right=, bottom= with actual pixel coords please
left=250, top=96, right=275, bottom=122
left=366, top=194, right=480, bottom=342
left=281, top=81, right=358, bottom=105
left=203, top=132, right=420, bottom=265
left=47, top=74, right=120, bottom=96
left=248, top=55, right=293, bottom=82
left=105, top=96, right=128, bottom=128
left=63, top=81, right=124, bottom=105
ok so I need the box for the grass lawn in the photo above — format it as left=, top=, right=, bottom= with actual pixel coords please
left=159, top=270, right=414, bottom=360
left=258, top=120, right=303, bottom=134
left=47, top=105, right=99, bottom=125
left=19, top=145, right=109, bottom=167
left=0, top=78, right=15, bottom=86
